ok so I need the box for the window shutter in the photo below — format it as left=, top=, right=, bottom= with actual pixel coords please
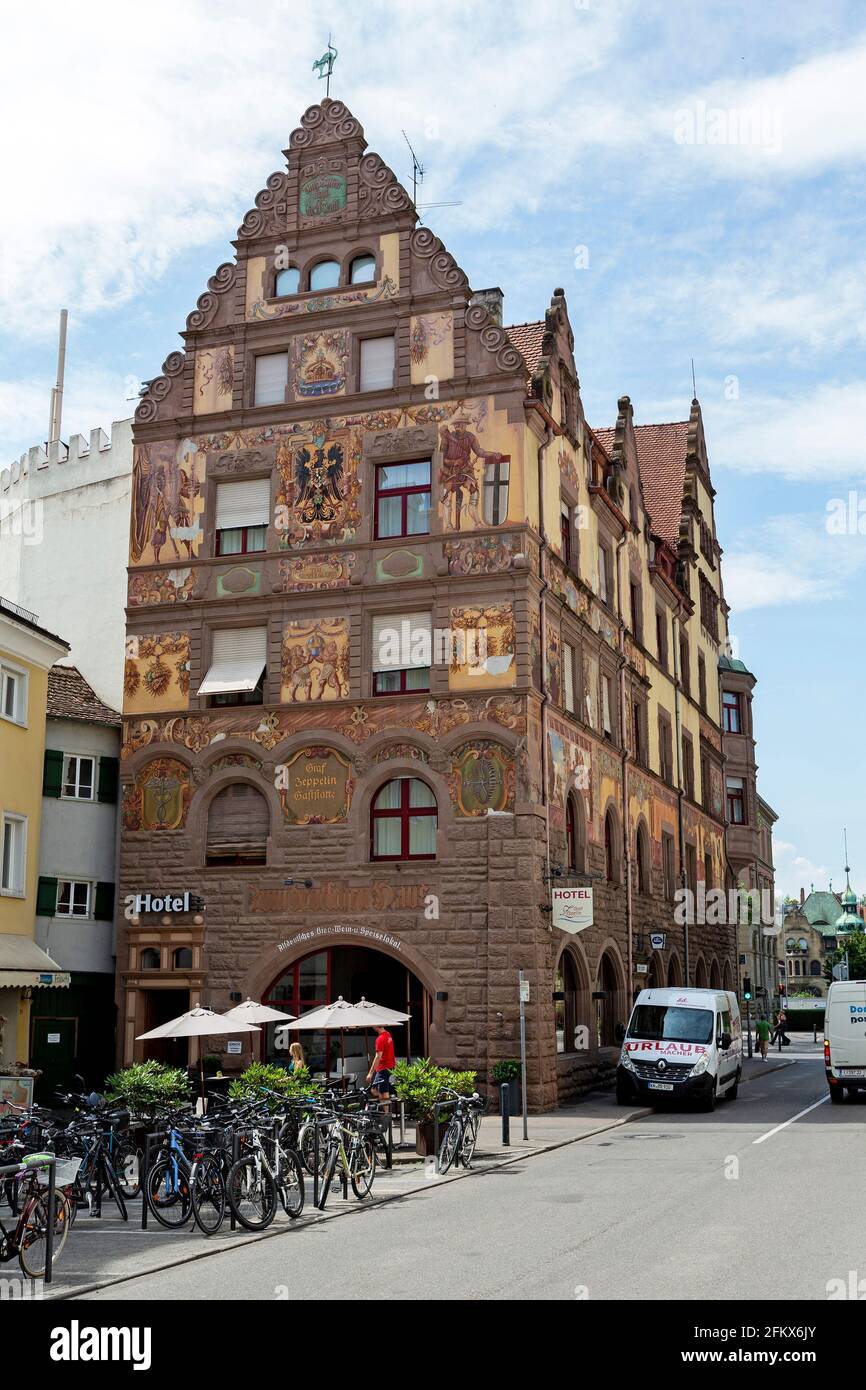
left=371, top=613, right=432, bottom=672
left=94, top=882, right=115, bottom=921
left=254, top=352, right=288, bottom=407
left=97, top=756, right=119, bottom=804
left=563, top=644, right=575, bottom=713
left=43, top=748, right=64, bottom=798
left=215, top=478, right=270, bottom=532
left=360, top=337, right=395, bottom=392
left=198, top=627, right=268, bottom=695
left=36, top=876, right=58, bottom=916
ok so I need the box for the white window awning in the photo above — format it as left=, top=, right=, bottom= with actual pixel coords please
left=0, top=934, right=70, bottom=988
left=198, top=627, right=267, bottom=696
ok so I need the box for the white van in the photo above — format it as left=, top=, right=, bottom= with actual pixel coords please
left=616, top=987, right=742, bottom=1111
left=824, top=979, right=866, bottom=1102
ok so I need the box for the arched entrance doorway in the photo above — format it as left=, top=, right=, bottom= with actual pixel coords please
left=596, top=949, right=624, bottom=1048
left=694, top=956, right=708, bottom=989
left=667, top=953, right=683, bottom=987
left=554, top=947, right=590, bottom=1055
left=263, top=945, right=429, bottom=1078
left=723, top=959, right=734, bottom=992
left=646, top=953, right=663, bottom=989
left=709, top=958, right=722, bottom=989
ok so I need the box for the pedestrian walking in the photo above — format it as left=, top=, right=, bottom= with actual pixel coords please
left=755, top=1015, right=770, bottom=1059
left=367, top=1026, right=396, bottom=1110
left=770, top=1008, right=790, bottom=1047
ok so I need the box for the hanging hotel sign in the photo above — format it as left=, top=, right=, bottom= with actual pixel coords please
left=278, top=746, right=352, bottom=825
left=551, top=886, right=594, bottom=935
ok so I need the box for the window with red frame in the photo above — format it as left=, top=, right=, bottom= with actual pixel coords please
left=216, top=524, right=267, bottom=556
left=371, top=777, right=437, bottom=860
left=374, top=461, right=431, bottom=539
left=726, top=777, right=746, bottom=824
left=373, top=667, right=430, bottom=696
left=722, top=689, right=741, bottom=733
left=560, top=502, right=572, bottom=567
left=566, top=797, right=576, bottom=871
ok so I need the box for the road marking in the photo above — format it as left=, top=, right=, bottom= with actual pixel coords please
left=752, top=1094, right=829, bottom=1145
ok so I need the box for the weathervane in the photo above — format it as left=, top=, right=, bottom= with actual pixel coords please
left=312, top=36, right=338, bottom=97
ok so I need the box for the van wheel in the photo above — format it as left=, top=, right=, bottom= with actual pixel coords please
left=616, top=1083, right=632, bottom=1106
left=725, top=1080, right=739, bottom=1101
left=830, top=1086, right=846, bottom=1104
left=700, top=1085, right=717, bottom=1113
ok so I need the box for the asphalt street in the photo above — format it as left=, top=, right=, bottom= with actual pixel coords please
left=76, top=1057, right=860, bottom=1301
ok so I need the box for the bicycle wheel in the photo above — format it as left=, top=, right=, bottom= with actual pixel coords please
left=145, top=1156, right=192, bottom=1228
left=316, top=1143, right=339, bottom=1211
left=299, top=1121, right=328, bottom=1176
left=277, top=1147, right=305, bottom=1219
left=460, top=1114, right=481, bottom=1168
left=190, top=1154, right=226, bottom=1236
left=349, top=1138, right=376, bottom=1199
left=18, top=1189, right=70, bottom=1278
left=226, top=1157, right=277, bottom=1231
left=115, top=1140, right=142, bottom=1200
left=437, top=1120, right=461, bottom=1174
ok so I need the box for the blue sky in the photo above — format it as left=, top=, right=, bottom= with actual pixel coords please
left=1, top=0, right=863, bottom=898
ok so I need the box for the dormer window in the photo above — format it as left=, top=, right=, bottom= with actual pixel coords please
left=275, top=266, right=300, bottom=296
left=309, top=260, right=340, bottom=292
left=350, top=254, right=376, bottom=284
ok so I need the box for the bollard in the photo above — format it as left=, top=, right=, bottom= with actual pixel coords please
left=501, top=1084, right=510, bottom=1146
left=45, top=1156, right=55, bottom=1286
left=814, top=1024, right=818, bottom=1044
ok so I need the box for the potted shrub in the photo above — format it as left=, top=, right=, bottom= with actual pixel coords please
left=104, top=1061, right=190, bottom=1124
left=228, top=1061, right=319, bottom=1107
left=393, top=1059, right=477, bottom=1156
left=491, top=1059, right=522, bottom=1116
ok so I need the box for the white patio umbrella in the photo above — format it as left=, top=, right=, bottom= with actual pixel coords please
left=224, top=998, right=298, bottom=1067
left=137, top=1006, right=260, bottom=1101
left=286, top=996, right=410, bottom=1077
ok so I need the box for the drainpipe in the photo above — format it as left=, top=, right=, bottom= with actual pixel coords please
left=615, top=532, right=633, bottom=997
left=537, top=424, right=553, bottom=887
left=672, top=606, right=689, bottom=984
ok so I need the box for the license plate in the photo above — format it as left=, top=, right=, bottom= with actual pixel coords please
left=839, top=1068, right=866, bottom=1077
left=647, top=1082, right=674, bottom=1091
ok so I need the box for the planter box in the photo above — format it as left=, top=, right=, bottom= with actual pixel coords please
left=415, top=1120, right=438, bottom=1156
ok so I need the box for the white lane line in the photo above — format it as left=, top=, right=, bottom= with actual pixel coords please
left=752, top=1094, right=829, bottom=1145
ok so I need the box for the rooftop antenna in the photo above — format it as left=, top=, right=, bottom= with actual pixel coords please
left=48, top=309, right=68, bottom=446
left=312, top=36, right=338, bottom=97
left=844, top=827, right=852, bottom=888
left=690, top=357, right=697, bottom=400
left=402, top=130, right=424, bottom=209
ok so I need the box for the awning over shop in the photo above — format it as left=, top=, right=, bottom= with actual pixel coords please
left=0, top=934, right=70, bottom=988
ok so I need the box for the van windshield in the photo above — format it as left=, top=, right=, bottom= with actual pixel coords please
left=627, top=1005, right=714, bottom=1045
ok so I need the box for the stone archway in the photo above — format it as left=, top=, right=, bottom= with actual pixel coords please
left=667, top=952, right=683, bottom=987
left=709, top=958, right=722, bottom=990
left=595, top=946, right=627, bottom=1048
left=694, top=956, right=708, bottom=990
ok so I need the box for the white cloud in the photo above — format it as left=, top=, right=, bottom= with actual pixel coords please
left=772, top=836, right=830, bottom=903
left=723, top=509, right=866, bottom=613
left=703, top=382, right=866, bottom=481
left=0, top=368, right=131, bottom=464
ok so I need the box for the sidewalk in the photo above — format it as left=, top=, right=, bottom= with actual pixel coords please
left=33, top=1057, right=801, bottom=1301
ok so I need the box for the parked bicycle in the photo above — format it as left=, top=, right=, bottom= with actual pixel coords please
left=436, top=1088, right=486, bottom=1174
left=0, top=1152, right=72, bottom=1278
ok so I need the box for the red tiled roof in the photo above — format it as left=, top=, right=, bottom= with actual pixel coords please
left=594, top=422, right=689, bottom=548
left=47, top=665, right=120, bottom=727
left=505, top=321, right=545, bottom=378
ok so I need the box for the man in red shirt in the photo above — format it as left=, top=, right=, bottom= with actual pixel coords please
left=367, top=1028, right=396, bottom=1108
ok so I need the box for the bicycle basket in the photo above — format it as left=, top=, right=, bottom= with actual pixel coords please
left=36, top=1158, right=84, bottom=1187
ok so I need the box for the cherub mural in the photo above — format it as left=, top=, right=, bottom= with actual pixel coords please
left=281, top=619, right=349, bottom=702
left=130, top=438, right=203, bottom=566
left=439, top=415, right=509, bottom=532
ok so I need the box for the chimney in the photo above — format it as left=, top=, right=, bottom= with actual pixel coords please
left=800, top=887, right=805, bottom=905
left=469, top=287, right=503, bottom=327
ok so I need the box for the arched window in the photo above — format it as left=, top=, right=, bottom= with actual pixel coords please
left=636, top=821, right=650, bottom=894
left=810, top=959, right=822, bottom=977
left=275, top=266, right=300, bottom=296
left=604, top=808, right=619, bottom=883
left=141, top=948, right=160, bottom=970
left=309, top=259, right=340, bottom=292
left=554, top=951, right=580, bottom=1054
left=349, top=254, right=376, bottom=284
left=566, top=794, right=585, bottom=874
left=371, top=777, right=437, bottom=861
left=206, top=783, right=269, bottom=866
left=173, top=947, right=193, bottom=969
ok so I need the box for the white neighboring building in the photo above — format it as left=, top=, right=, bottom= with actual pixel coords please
left=0, top=420, right=133, bottom=710
left=30, top=666, right=121, bottom=1096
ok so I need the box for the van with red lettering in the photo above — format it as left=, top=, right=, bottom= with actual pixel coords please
left=616, top=987, right=742, bottom=1111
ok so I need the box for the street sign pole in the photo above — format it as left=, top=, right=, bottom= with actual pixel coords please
left=746, top=999, right=752, bottom=1058
left=518, top=969, right=529, bottom=1141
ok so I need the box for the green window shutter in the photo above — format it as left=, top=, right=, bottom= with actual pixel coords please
left=43, top=749, right=64, bottom=798
left=36, top=876, right=58, bottom=916
left=94, top=882, right=116, bottom=921
left=97, top=756, right=119, bottom=804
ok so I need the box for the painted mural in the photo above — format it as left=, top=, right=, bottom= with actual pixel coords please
left=122, top=757, right=192, bottom=832
left=123, top=633, right=190, bottom=715
left=290, top=330, right=348, bottom=400
left=215, top=566, right=261, bottom=599
left=279, top=746, right=353, bottom=825
left=121, top=694, right=526, bottom=760
left=275, top=427, right=362, bottom=546
left=449, top=603, right=516, bottom=691
left=193, top=346, right=234, bottom=415
left=130, top=439, right=204, bottom=567
left=280, top=552, right=356, bottom=590
left=546, top=716, right=594, bottom=832
left=546, top=621, right=562, bottom=707
left=450, top=741, right=515, bottom=817
left=409, top=312, right=453, bottom=384
left=444, top=534, right=522, bottom=575
left=280, top=618, right=349, bottom=702
left=438, top=404, right=512, bottom=533
left=128, top=569, right=196, bottom=607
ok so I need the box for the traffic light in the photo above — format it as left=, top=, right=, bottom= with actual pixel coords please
left=743, top=976, right=752, bottom=1001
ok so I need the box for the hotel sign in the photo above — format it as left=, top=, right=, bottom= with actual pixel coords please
left=551, top=887, right=594, bottom=935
